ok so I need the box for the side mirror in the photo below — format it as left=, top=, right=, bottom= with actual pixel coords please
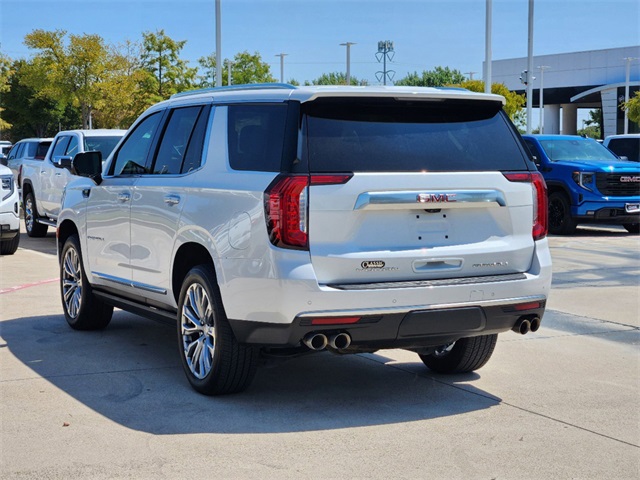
left=619, top=155, right=629, bottom=161
left=72, top=151, right=103, bottom=184
left=54, top=155, right=73, bottom=170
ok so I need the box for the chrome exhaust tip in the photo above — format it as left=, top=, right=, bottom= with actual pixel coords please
left=303, top=333, right=328, bottom=351
left=512, top=318, right=531, bottom=335
left=529, top=317, right=541, bottom=333
left=328, top=332, right=351, bottom=350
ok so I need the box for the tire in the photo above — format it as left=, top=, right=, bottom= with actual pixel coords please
left=0, top=231, right=19, bottom=255
left=419, top=334, right=498, bottom=374
left=548, top=192, right=577, bottom=235
left=60, top=234, right=113, bottom=330
left=24, top=191, right=48, bottom=237
left=177, top=265, right=259, bottom=395
left=623, top=223, right=639, bottom=234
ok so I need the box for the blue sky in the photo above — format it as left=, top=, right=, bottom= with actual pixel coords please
left=1, top=0, right=638, bottom=85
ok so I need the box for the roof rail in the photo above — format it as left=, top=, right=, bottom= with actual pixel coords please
left=171, top=83, right=297, bottom=99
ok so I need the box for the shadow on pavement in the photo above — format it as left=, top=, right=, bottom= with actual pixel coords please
left=16, top=225, right=57, bottom=256
left=2, top=310, right=501, bottom=435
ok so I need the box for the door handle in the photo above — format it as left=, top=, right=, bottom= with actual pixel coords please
left=118, top=192, right=131, bottom=202
left=164, top=194, right=180, bottom=206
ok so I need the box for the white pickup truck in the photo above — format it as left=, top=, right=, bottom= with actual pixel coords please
left=21, top=129, right=125, bottom=237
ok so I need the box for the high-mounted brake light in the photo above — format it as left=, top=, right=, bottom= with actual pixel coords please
left=265, top=174, right=352, bottom=250
left=504, top=172, right=548, bottom=241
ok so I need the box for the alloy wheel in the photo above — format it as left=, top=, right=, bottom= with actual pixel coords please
left=62, top=247, right=82, bottom=318
left=181, top=283, right=216, bottom=380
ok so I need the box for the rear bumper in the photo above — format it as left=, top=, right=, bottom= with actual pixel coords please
left=229, top=296, right=546, bottom=348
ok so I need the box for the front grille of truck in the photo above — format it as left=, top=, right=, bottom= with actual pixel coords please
left=595, top=173, right=640, bottom=197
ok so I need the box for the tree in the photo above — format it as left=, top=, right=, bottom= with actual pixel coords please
left=23, top=29, right=112, bottom=129
left=1, top=59, right=71, bottom=139
left=141, top=29, right=196, bottom=100
left=395, top=66, right=466, bottom=87
left=0, top=53, right=13, bottom=136
left=196, top=50, right=275, bottom=87
left=306, top=72, right=366, bottom=86
left=94, top=41, right=153, bottom=129
left=454, top=80, right=525, bottom=121
left=622, top=91, right=640, bottom=125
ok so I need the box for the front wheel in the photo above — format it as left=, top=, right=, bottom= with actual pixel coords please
left=548, top=192, right=577, bottom=235
left=623, top=223, right=639, bottom=234
left=177, top=265, right=259, bottom=395
left=60, top=234, right=113, bottom=330
left=419, top=334, right=498, bottom=373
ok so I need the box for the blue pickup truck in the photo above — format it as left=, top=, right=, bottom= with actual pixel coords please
left=522, top=135, right=640, bottom=234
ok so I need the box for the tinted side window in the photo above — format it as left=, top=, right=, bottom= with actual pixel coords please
left=51, top=136, right=71, bottom=158
left=65, top=136, right=79, bottom=156
left=608, top=138, right=639, bottom=162
left=182, top=106, right=210, bottom=173
left=35, top=141, right=51, bottom=160
left=25, top=141, right=38, bottom=157
left=8, top=143, right=24, bottom=160
left=153, top=106, right=202, bottom=174
left=228, top=104, right=288, bottom=172
left=111, top=112, right=162, bottom=176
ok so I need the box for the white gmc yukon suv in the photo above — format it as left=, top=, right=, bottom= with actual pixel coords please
left=57, top=85, right=552, bottom=395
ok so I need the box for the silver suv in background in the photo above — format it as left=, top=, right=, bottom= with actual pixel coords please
left=58, top=84, right=552, bottom=395
left=5, top=137, right=53, bottom=189
left=21, top=129, right=125, bottom=237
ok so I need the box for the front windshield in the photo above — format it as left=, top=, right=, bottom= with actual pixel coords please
left=84, top=136, right=123, bottom=158
left=539, top=138, right=619, bottom=162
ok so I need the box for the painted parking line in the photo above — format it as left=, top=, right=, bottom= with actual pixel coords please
left=0, top=278, right=58, bottom=295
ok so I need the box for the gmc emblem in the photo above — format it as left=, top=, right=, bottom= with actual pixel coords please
left=620, top=176, right=640, bottom=183
left=417, top=193, right=457, bottom=203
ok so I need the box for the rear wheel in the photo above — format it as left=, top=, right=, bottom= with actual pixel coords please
left=24, top=191, right=48, bottom=237
left=419, top=334, right=498, bottom=373
left=623, top=223, right=639, bottom=234
left=548, top=192, right=576, bottom=235
left=0, top=231, right=19, bottom=255
left=60, top=234, right=113, bottom=330
left=177, top=265, right=259, bottom=395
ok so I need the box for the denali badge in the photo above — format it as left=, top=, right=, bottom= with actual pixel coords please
left=361, top=261, right=385, bottom=269
left=417, top=193, right=457, bottom=203
left=620, top=176, right=640, bottom=183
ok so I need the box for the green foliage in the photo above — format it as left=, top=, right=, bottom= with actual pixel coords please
left=1, top=59, right=70, bottom=139
left=395, top=66, right=466, bottom=87
left=197, top=50, right=275, bottom=87
left=622, top=91, right=640, bottom=124
left=308, top=72, right=365, bottom=86
left=22, top=29, right=113, bottom=129
left=0, top=52, right=13, bottom=134
left=455, top=80, right=525, bottom=121
left=577, top=125, right=601, bottom=139
left=141, top=29, right=196, bottom=99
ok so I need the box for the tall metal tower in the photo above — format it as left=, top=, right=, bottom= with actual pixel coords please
left=375, top=40, right=395, bottom=85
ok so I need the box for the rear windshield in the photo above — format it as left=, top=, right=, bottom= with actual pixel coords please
left=84, top=136, right=122, bottom=158
left=303, top=98, right=528, bottom=173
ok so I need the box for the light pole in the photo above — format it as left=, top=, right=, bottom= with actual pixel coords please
left=340, top=42, right=356, bottom=85
left=215, top=0, right=222, bottom=87
left=484, top=0, right=492, bottom=93
left=623, top=57, right=637, bottom=134
left=275, top=53, right=288, bottom=83
left=537, top=65, right=550, bottom=133
left=227, top=61, right=233, bottom=86
left=525, top=0, right=534, bottom=134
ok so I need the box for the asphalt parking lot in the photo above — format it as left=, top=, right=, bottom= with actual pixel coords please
left=1, top=224, right=639, bottom=479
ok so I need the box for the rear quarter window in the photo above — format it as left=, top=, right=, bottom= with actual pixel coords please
left=227, top=104, right=288, bottom=172
left=303, top=98, right=529, bottom=173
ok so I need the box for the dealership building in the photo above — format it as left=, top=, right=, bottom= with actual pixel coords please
left=490, top=46, right=640, bottom=137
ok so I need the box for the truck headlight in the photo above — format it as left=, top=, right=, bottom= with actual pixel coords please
left=572, top=171, right=594, bottom=192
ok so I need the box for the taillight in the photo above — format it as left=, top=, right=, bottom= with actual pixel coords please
left=504, top=171, right=548, bottom=241
left=265, top=174, right=352, bottom=250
